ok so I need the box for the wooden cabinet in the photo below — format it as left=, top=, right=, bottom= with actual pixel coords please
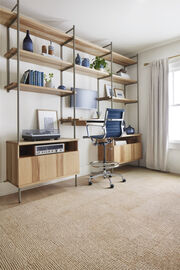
left=7, top=139, right=80, bottom=188
left=98, top=134, right=142, bottom=164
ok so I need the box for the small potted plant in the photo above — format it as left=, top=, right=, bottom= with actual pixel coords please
left=90, top=56, right=107, bottom=72
left=44, top=73, right=54, bottom=88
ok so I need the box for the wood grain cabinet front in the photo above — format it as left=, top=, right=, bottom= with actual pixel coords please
left=6, top=140, right=80, bottom=188
left=98, top=135, right=142, bottom=165
left=18, top=151, right=80, bottom=187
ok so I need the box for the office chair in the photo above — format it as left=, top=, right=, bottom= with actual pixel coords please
left=86, top=108, right=126, bottom=188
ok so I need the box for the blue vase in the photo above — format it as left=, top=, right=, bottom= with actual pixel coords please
left=75, top=53, right=82, bottom=65
left=82, top=58, right=90, bottom=67
left=23, top=30, right=33, bottom=52
left=126, top=125, right=135, bottom=134
left=58, top=85, right=66, bottom=90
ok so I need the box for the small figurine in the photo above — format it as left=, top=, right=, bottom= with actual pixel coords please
left=48, top=41, right=54, bottom=55
left=42, top=45, right=47, bottom=54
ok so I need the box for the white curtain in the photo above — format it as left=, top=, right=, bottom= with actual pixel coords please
left=146, top=59, right=169, bottom=171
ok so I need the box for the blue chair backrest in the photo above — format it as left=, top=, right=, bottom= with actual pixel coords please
left=105, top=108, right=124, bottom=138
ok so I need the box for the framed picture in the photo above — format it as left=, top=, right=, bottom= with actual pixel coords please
left=105, top=84, right=115, bottom=97
left=114, top=88, right=124, bottom=99
left=37, top=110, right=59, bottom=130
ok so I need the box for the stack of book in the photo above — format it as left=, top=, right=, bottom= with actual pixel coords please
left=21, top=70, right=44, bottom=86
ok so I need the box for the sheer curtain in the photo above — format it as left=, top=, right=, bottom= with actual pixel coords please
left=146, top=59, right=169, bottom=171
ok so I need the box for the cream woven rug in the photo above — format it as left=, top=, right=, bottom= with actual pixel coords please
left=0, top=167, right=180, bottom=270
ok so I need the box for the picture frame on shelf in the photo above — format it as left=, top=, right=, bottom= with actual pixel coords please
left=105, top=84, right=115, bottom=97
left=37, top=109, right=59, bottom=130
left=114, top=88, right=124, bottom=99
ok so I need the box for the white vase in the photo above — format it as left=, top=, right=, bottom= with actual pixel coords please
left=45, top=81, right=53, bottom=88
left=100, top=67, right=104, bottom=72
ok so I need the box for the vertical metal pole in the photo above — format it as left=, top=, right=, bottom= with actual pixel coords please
left=17, top=0, right=20, bottom=142
left=73, top=25, right=76, bottom=139
left=110, top=42, right=113, bottom=109
left=60, top=45, right=63, bottom=120
left=137, top=54, right=139, bottom=133
left=124, top=85, right=126, bottom=98
left=72, top=25, right=77, bottom=187
left=97, top=78, right=100, bottom=118
left=7, top=27, right=10, bottom=86
left=136, top=54, right=140, bottom=167
left=18, top=188, right=21, bottom=203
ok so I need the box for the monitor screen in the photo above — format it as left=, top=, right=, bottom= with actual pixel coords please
left=70, top=88, right=97, bottom=110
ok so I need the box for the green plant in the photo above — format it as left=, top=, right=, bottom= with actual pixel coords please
left=44, top=73, right=54, bottom=82
left=90, top=56, right=107, bottom=70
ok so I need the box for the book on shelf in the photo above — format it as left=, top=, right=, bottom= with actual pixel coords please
left=20, top=70, right=44, bottom=86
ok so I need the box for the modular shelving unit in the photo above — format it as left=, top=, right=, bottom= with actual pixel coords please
left=0, top=1, right=141, bottom=201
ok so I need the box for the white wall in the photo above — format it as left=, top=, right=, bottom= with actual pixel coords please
left=138, top=40, right=180, bottom=174
left=0, top=24, right=126, bottom=194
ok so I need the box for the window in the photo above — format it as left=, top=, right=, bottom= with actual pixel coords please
left=169, top=61, right=180, bottom=142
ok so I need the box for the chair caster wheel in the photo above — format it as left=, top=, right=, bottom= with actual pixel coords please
left=110, top=184, right=114, bottom=188
left=88, top=181, right=93, bottom=185
left=122, top=179, right=126, bottom=183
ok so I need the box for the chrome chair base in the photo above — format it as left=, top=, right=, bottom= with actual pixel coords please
left=88, top=161, right=126, bottom=188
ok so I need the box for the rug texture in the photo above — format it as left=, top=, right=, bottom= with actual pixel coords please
left=0, top=167, right=180, bottom=270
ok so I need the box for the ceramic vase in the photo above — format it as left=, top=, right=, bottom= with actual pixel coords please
left=82, top=58, right=90, bottom=67
left=75, top=53, right=82, bottom=65
left=58, top=85, right=66, bottom=90
left=45, top=81, right=53, bottom=88
left=23, top=30, right=33, bottom=52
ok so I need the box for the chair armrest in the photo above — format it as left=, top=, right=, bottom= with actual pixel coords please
left=106, top=119, right=123, bottom=121
left=86, top=123, right=106, bottom=139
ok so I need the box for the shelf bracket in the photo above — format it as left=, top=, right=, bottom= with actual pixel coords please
left=61, top=64, right=74, bottom=72
left=99, top=74, right=111, bottom=80
left=61, top=37, right=74, bottom=47
left=99, top=52, right=111, bottom=58
left=11, top=3, right=18, bottom=12
left=6, top=15, right=18, bottom=28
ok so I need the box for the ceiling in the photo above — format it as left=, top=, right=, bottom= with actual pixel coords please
left=1, top=0, right=180, bottom=55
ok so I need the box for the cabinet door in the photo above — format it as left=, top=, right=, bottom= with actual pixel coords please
left=18, top=151, right=80, bottom=187
left=38, top=154, right=57, bottom=181
left=63, top=151, right=79, bottom=176
left=114, top=144, right=132, bottom=163
left=114, top=143, right=142, bottom=164
left=132, top=143, right=142, bottom=160
left=19, top=157, right=39, bottom=186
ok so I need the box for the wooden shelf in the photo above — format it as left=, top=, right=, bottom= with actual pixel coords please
left=0, top=7, right=136, bottom=66
left=96, top=97, right=138, bottom=104
left=4, top=82, right=73, bottom=97
left=7, top=138, right=78, bottom=146
left=119, top=133, right=141, bottom=138
left=4, top=48, right=71, bottom=70
left=4, top=48, right=137, bottom=85
left=60, top=118, right=104, bottom=126
left=60, top=118, right=87, bottom=126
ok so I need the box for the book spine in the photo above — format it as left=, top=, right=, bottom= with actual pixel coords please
left=24, top=70, right=29, bottom=84
left=33, top=71, right=36, bottom=85
left=30, top=70, right=33, bottom=85
left=20, top=72, right=25, bottom=83
left=37, top=71, right=41, bottom=86
left=41, top=72, right=44, bottom=87
left=35, top=71, right=38, bottom=86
